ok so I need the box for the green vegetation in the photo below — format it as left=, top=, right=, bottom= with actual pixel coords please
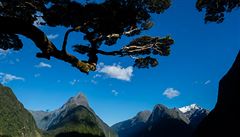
left=196, top=0, right=240, bottom=23
left=0, top=84, right=42, bottom=137
left=0, top=85, right=111, bottom=137
left=47, top=106, right=105, bottom=137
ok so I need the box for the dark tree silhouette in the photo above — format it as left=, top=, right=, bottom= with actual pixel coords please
left=196, top=0, right=240, bottom=23
left=0, top=0, right=173, bottom=74
left=0, top=0, right=239, bottom=74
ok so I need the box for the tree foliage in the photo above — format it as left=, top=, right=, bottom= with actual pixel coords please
left=0, top=33, right=23, bottom=50
left=0, top=0, right=173, bottom=74
left=196, top=0, right=240, bottom=23
left=0, top=0, right=239, bottom=74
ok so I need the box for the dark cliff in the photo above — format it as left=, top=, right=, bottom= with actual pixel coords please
left=194, top=51, right=240, bottom=137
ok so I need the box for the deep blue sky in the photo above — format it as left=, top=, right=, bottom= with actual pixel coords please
left=0, top=0, right=240, bottom=126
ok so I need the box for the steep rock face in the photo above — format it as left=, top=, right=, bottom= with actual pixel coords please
left=149, top=104, right=190, bottom=124
left=188, top=108, right=209, bottom=129
left=112, top=104, right=198, bottom=137
left=46, top=106, right=105, bottom=137
left=31, top=93, right=90, bottom=130
left=143, top=104, right=192, bottom=137
left=0, top=84, right=41, bottom=137
left=31, top=93, right=117, bottom=137
left=194, top=51, right=240, bottom=137
left=46, top=93, right=91, bottom=130
left=133, top=110, right=151, bottom=123
left=179, top=104, right=209, bottom=128
left=112, top=111, right=151, bottom=137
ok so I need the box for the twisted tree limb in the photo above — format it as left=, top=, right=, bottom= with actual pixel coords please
left=0, top=16, right=96, bottom=74
left=62, top=26, right=81, bottom=53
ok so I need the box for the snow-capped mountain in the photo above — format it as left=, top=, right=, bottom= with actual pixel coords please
left=179, top=104, right=210, bottom=128
left=112, top=104, right=209, bottom=137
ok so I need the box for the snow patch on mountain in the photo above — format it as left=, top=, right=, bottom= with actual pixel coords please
left=179, top=104, right=200, bottom=113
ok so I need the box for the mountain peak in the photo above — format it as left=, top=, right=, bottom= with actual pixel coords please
left=151, top=104, right=169, bottom=115
left=134, top=110, right=151, bottom=123
left=189, top=104, right=199, bottom=108
left=178, top=104, right=201, bottom=113
left=75, top=92, right=87, bottom=100
left=149, top=104, right=169, bottom=121
left=66, top=92, right=89, bottom=108
left=136, top=110, right=151, bottom=117
left=153, top=104, right=168, bottom=111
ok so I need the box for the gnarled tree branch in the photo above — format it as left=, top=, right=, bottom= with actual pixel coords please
left=0, top=16, right=95, bottom=74
left=97, top=50, right=122, bottom=56
left=74, top=36, right=173, bottom=57
left=62, top=26, right=81, bottom=53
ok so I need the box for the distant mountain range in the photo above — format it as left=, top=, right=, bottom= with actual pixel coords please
left=112, top=104, right=209, bottom=137
left=0, top=83, right=209, bottom=137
